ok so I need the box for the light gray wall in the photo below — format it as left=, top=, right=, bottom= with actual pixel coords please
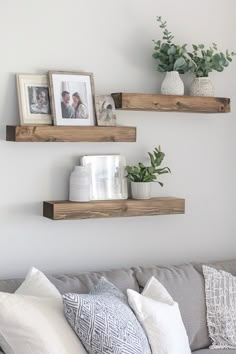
left=0, top=0, right=235, bottom=278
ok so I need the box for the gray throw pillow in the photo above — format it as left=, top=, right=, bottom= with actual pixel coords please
left=203, top=265, right=236, bottom=349
left=63, top=277, right=151, bottom=354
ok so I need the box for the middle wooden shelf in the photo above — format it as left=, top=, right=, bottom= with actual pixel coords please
left=43, top=197, right=185, bottom=220
left=6, top=125, right=136, bottom=142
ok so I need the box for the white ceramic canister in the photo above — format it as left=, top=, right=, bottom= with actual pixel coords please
left=69, top=166, right=91, bottom=202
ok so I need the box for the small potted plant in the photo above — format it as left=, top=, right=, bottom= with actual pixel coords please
left=126, top=146, right=170, bottom=200
left=188, top=43, right=235, bottom=96
left=152, top=16, right=190, bottom=95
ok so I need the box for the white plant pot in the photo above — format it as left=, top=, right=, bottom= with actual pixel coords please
left=161, top=71, right=184, bottom=96
left=190, top=77, right=214, bottom=97
left=131, top=182, right=152, bottom=200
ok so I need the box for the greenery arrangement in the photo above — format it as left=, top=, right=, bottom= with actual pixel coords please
left=152, top=16, right=235, bottom=77
left=152, top=16, right=189, bottom=74
left=125, top=146, right=170, bottom=186
left=188, top=43, right=236, bottom=77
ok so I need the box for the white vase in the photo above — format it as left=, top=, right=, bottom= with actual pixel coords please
left=131, top=182, right=152, bottom=200
left=69, top=166, right=91, bottom=202
left=161, top=71, right=184, bottom=96
left=190, top=77, right=214, bottom=97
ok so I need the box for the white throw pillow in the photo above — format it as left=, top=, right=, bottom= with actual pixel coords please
left=127, top=276, right=191, bottom=354
left=0, top=267, right=87, bottom=354
left=15, top=267, right=61, bottom=298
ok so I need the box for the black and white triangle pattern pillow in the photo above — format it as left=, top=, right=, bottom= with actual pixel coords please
left=63, top=277, right=151, bottom=354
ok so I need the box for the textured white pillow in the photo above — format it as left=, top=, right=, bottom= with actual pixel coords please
left=0, top=267, right=87, bottom=354
left=203, top=265, right=236, bottom=349
left=127, top=276, right=191, bottom=354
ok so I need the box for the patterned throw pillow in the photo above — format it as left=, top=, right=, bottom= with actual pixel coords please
left=203, top=265, right=236, bottom=349
left=63, top=277, right=151, bottom=354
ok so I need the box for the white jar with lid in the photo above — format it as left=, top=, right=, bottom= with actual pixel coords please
left=69, top=166, right=91, bottom=202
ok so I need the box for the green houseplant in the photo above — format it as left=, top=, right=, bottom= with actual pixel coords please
left=126, top=146, right=170, bottom=199
left=152, top=16, right=190, bottom=95
left=188, top=43, right=235, bottom=96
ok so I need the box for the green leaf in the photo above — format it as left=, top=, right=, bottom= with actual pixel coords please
left=138, top=162, right=145, bottom=169
left=161, top=43, right=170, bottom=53
left=158, top=65, right=167, bottom=72
left=152, top=52, right=159, bottom=60
left=174, top=57, right=187, bottom=71
left=148, top=152, right=155, bottom=167
left=167, top=46, right=177, bottom=55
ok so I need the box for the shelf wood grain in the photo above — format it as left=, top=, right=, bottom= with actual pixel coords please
left=111, top=93, right=230, bottom=113
left=6, top=125, right=136, bottom=142
left=43, top=197, right=185, bottom=220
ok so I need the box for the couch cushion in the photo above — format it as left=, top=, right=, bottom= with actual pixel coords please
left=0, top=268, right=139, bottom=294
left=134, top=263, right=209, bottom=352
left=193, top=259, right=236, bottom=276
left=193, top=350, right=236, bottom=354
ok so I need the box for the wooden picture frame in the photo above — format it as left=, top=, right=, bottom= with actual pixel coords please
left=48, top=71, right=96, bottom=126
left=16, top=74, right=52, bottom=126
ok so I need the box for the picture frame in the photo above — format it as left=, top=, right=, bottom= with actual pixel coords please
left=95, top=95, right=117, bottom=126
left=49, top=71, right=96, bottom=126
left=16, top=74, right=52, bottom=125
left=80, top=155, right=128, bottom=200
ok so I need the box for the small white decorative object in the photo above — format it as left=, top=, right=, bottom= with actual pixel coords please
left=131, top=182, right=152, bottom=200
left=95, top=95, right=117, bottom=126
left=161, top=71, right=184, bottom=95
left=190, top=77, right=214, bottom=97
left=69, top=166, right=91, bottom=202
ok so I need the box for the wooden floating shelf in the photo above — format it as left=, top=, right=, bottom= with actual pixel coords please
left=111, top=93, right=230, bottom=113
left=43, top=197, right=185, bottom=220
left=6, top=125, right=136, bottom=142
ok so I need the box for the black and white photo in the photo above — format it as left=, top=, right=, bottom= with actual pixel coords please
left=28, top=86, right=50, bottom=115
left=16, top=74, right=52, bottom=125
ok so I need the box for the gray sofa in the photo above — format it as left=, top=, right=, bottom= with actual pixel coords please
left=0, top=258, right=236, bottom=353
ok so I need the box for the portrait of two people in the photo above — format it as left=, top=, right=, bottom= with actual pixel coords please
left=61, top=90, right=88, bottom=119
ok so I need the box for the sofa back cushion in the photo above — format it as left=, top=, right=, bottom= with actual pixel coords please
left=193, top=259, right=236, bottom=276
left=0, top=268, right=139, bottom=294
left=133, top=263, right=210, bottom=352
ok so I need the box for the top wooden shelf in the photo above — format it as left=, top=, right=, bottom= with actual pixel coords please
left=111, top=93, right=230, bottom=113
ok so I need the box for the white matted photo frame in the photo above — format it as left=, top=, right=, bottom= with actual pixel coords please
left=49, top=71, right=96, bottom=126
left=16, top=74, right=52, bottom=125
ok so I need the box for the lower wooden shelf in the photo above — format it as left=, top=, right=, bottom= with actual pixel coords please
left=43, top=197, right=185, bottom=220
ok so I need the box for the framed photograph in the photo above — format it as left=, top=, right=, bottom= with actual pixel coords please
left=49, top=71, right=96, bottom=126
left=16, top=74, right=52, bottom=125
left=80, top=155, right=128, bottom=200
left=95, top=95, right=117, bottom=126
